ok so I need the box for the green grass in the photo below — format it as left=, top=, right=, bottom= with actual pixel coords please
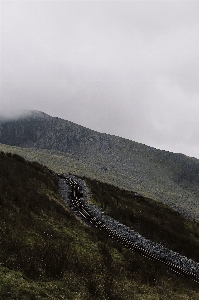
left=82, top=177, right=199, bottom=262
left=0, top=151, right=199, bottom=299
left=1, top=142, right=199, bottom=224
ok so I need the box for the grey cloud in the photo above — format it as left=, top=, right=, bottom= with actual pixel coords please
left=1, top=1, right=199, bottom=158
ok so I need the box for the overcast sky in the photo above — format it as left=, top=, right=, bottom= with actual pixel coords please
left=1, top=1, right=199, bottom=159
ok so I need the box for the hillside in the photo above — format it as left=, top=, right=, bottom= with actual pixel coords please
left=0, top=110, right=199, bottom=222
left=0, top=151, right=199, bottom=299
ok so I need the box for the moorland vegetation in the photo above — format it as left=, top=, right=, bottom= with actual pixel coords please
left=0, top=152, right=199, bottom=299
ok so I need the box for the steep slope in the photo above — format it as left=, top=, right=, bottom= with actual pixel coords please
left=0, top=110, right=199, bottom=222
left=1, top=151, right=199, bottom=299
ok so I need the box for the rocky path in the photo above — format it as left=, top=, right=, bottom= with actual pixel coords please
left=58, top=174, right=199, bottom=284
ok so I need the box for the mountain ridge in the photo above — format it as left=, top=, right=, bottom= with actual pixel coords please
left=0, top=110, right=199, bottom=222
left=0, top=109, right=184, bottom=154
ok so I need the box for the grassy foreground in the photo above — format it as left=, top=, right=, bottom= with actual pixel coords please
left=0, top=151, right=199, bottom=299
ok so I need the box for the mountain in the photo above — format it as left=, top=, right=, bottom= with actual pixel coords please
left=1, top=110, right=199, bottom=222
left=0, top=151, right=199, bottom=299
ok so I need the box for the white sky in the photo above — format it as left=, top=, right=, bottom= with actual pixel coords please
left=1, top=1, right=199, bottom=158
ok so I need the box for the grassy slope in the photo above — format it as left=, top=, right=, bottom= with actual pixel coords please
left=0, top=142, right=199, bottom=225
left=0, top=152, right=199, bottom=299
left=82, top=177, right=199, bottom=262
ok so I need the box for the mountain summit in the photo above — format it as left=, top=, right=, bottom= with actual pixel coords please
left=0, top=110, right=199, bottom=222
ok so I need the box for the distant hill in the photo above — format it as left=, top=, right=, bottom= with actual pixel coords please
left=1, top=151, right=199, bottom=298
left=1, top=110, right=199, bottom=222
